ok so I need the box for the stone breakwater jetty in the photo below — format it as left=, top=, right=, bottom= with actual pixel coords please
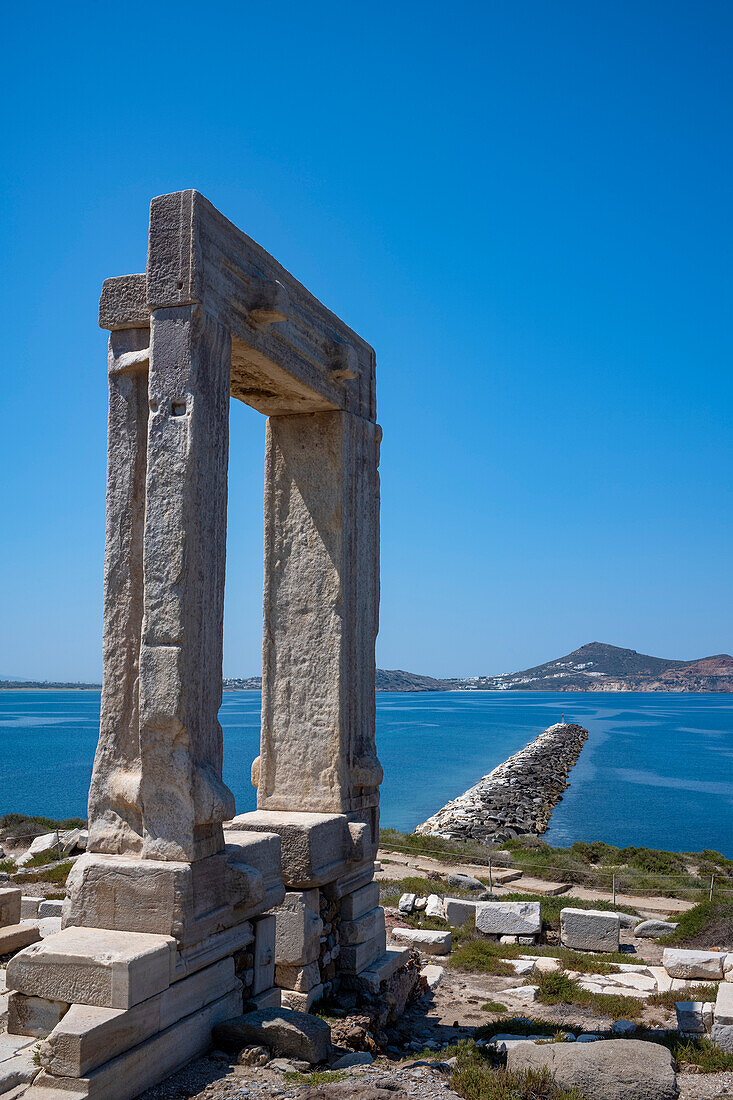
left=414, top=722, right=589, bottom=845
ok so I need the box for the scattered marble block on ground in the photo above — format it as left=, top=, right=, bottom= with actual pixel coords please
left=420, top=964, right=443, bottom=989
left=38, top=901, right=63, bottom=919
left=676, top=1000, right=714, bottom=1034
left=633, top=919, right=677, bottom=938
left=560, top=908, right=620, bottom=953
left=715, top=982, right=733, bottom=1026
left=7, top=927, right=176, bottom=1009
left=391, top=928, right=451, bottom=955
left=0, top=923, right=41, bottom=954
left=507, top=1039, right=677, bottom=1100
left=712, top=1023, right=733, bottom=1053
left=21, top=897, right=41, bottom=920
left=663, top=949, right=726, bottom=980
left=443, top=898, right=476, bottom=927
left=495, top=985, right=539, bottom=1005
left=213, top=1007, right=332, bottom=1064
left=476, top=901, right=541, bottom=937
left=0, top=888, right=23, bottom=927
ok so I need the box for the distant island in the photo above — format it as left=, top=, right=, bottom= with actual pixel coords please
left=4, top=642, right=732, bottom=693
left=223, top=642, right=733, bottom=693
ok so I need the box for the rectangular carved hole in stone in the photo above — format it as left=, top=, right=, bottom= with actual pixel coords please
left=171, top=401, right=187, bottom=417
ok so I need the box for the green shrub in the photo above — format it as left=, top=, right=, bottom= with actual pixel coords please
left=648, top=983, right=719, bottom=1011
left=667, top=1036, right=733, bottom=1073
left=451, top=1044, right=587, bottom=1100
left=533, top=971, right=642, bottom=1021
left=659, top=899, right=733, bottom=949
left=15, top=861, right=73, bottom=885
left=481, top=1001, right=508, bottom=1014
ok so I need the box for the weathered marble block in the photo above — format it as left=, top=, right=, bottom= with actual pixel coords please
left=560, top=908, right=619, bottom=953
left=340, top=882, right=379, bottom=922
left=476, top=902, right=541, bottom=937
left=274, top=891, right=323, bottom=967
left=7, top=993, right=70, bottom=1038
left=0, top=887, right=22, bottom=928
left=38, top=959, right=237, bottom=1078
left=7, top=927, right=176, bottom=1010
left=663, top=949, right=726, bottom=980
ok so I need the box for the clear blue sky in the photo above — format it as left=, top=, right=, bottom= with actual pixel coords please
left=1, top=0, right=730, bottom=681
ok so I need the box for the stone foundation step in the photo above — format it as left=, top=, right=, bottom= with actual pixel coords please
left=357, top=946, right=411, bottom=993
left=7, top=927, right=176, bottom=1010
left=22, top=987, right=242, bottom=1100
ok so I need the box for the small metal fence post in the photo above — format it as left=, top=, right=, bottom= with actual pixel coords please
left=710, top=875, right=715, bottom=902
left=612, top=873, right=616, bottom=906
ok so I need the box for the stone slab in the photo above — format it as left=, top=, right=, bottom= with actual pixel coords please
left=476, top=902, right=541, bottom=937
left=391, top=928, right=451, bottom=955
left=248, top=988, right=281, bottom=1010
left=275, top=962, right=321, bottom=992
left=7, top=927, right=175, bottom=1009
left=38, top=902, right=63, bottom=919
left=712, top=1023, right=733, bottom=1053
left=38, top=958, right=237, bottom=1078
left=339, top=882, right=379, bottom=922
left=175, top=920, right=253, bottom=981
left=507, top=1039, right=677, bottom=1100
left=25, top=986, right=242, bottom=1100
left=676, top=1001, right=713, bottom=1034
left=0, top=924, right=41, bottom=953
left=63, top=850, right=268, bottom=945
left=0, top=888, right=22, bottom=928
left=663, top=948, right=726, bottom=980
left=321, top=862, right=374, bottom=902
left=560, top=908, right=620, bottom=953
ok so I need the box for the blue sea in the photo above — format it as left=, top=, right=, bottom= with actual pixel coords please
left=1, top=691, right=731, bottom=856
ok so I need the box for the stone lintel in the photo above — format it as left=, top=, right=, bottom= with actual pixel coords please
left=146, top=190, right=375, bottom=419
left=99, top=275, right=149, bottom=331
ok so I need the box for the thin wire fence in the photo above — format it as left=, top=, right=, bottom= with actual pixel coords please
left=377, top=837, right=733, bottom=903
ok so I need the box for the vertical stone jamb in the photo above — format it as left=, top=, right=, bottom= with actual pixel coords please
left=88, top=328, right=150, bottom=856
left=138, top=304, right=235, bottom=861
left=259, top=410, right=382, bottom=818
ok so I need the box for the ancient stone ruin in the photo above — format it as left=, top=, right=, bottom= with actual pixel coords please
left=6, top=191, right=409, bottom=1100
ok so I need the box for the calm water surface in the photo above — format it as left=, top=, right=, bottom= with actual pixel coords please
left=1, top=690, right=731, bottom=855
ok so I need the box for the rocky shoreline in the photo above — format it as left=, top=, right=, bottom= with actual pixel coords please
left=414, top=722, right=589, bottom=845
